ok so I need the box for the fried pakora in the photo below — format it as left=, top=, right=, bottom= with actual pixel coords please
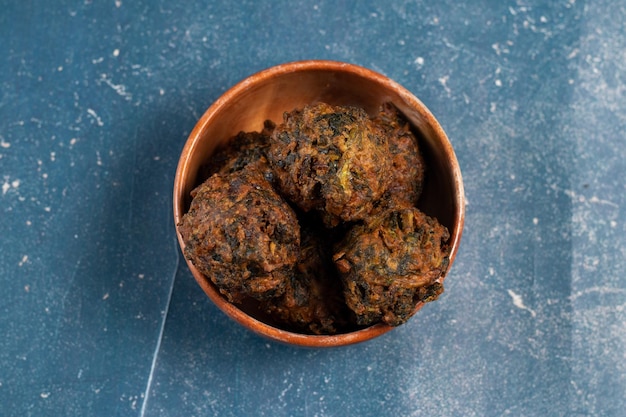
left=332, top=205, right=450, bottom=326
left=180, top=101, right=452, bottom=334
left=199, top=120, right=276, bottom=184
left=373, top=102, right=425, bottom=206
left=178, top=167, right=300, bottom=303
left=261, top=218, right=352, bottom=334
left=267, top=103, right=391, bottom=227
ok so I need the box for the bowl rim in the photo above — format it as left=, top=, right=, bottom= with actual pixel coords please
left=173, top=59, right=465, bottom=347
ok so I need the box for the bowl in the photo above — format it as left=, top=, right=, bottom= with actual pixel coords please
left=173, top=60, right=465, bottom=347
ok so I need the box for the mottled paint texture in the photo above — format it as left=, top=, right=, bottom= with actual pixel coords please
left=0, top=0, right=624, bottom=416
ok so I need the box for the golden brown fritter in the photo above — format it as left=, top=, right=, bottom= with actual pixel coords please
left=373, top=103, right=425, bottom=206
left=267, top=103, right=391, bottom=227
left=261, top=219, right=352, bottom=334
left=332, top=205, right=450, bottom=326
left=199, top=120, right=276, bottom=183
left=178, top=168, right=300, bottom=303
left=180, top=101, right=451, bottom=333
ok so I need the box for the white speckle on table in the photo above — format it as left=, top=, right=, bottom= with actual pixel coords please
left=438, top=75, right=451, bottom=95
left=86, top=108, right=104, bottom=126
left=50, top=152, right=56, bottom=162
left=507, top=289, right=536, bottom=317
left=40, top=392, right=50, bottom=399
left=113, top=48, right=120, bottom=57
left=19, top=255, right=28, bottom=267
left=103, top=293, right=109, bottom=300
left=2, top=177, right=20, bottom=194
left=568, top=48, right=580, bottom=59
left=99, top=74, right=132, bottom=101
left=96, top=151, right=102, bottom=166
left=533, top=217, right=539, bottom=225
left=30, top=117, right=43, bottom=128
left=115, top=0, right=122, bottom=7
left=92, top=57, right=104, bottom=64
left=57, top=66, right=63, bottom=72
left=414, top=56, right=424, bottom=67
left=0, top=138, right=10, bottom=148
left=588, top=195, right=618, bottom=207
left=495, top=79, right=503, bottom=87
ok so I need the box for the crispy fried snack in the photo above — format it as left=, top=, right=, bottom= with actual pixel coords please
left=180, top=101, right=450, bottom=333
left=199, top=120, right=276, bottom=183
left=267, top=103, right=391, bottom=227
left=373, top=103, right=425, bottom=206
left=178, top=168, right=300, bottom=303
left=333, top=205, right=450, bottom=326
left=261, top=219, right=352, bottom=334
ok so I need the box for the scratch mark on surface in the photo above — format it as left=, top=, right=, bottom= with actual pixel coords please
left=507, top=289, right=537, bottom=317
left=139, top=240, right=180, bottom=417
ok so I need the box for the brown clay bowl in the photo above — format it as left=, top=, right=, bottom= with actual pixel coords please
left=173, top=60, right=465, bottom=347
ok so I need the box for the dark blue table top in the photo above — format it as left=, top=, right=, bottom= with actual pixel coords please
left=2, top=1, right=625, bottom=416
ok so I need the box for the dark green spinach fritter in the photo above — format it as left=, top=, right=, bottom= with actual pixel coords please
left=333, top=205, right=450, bottom=326
left=178, top=168, right=300, bottom=303
left=267, top=103, right=391, bottom=227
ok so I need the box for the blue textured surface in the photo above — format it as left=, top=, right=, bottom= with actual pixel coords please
left=1, top=1, right=625, bottom=416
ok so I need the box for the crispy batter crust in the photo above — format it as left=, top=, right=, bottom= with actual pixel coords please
left=333, top=205, right=450, bottom=326
left=178, top=168, right=300, bottom=303
left=199, top=121, right=276, bottom=184
left=261, top=219, right=352, bottom=334
left=267, top=103, right=391, bottom=227
left=180, top=102, right=449, bottom=333
left=373, top=102, right=425, bottom=206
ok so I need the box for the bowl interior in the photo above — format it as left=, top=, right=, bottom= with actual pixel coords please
left=173, top=61, right=464, bottom=347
